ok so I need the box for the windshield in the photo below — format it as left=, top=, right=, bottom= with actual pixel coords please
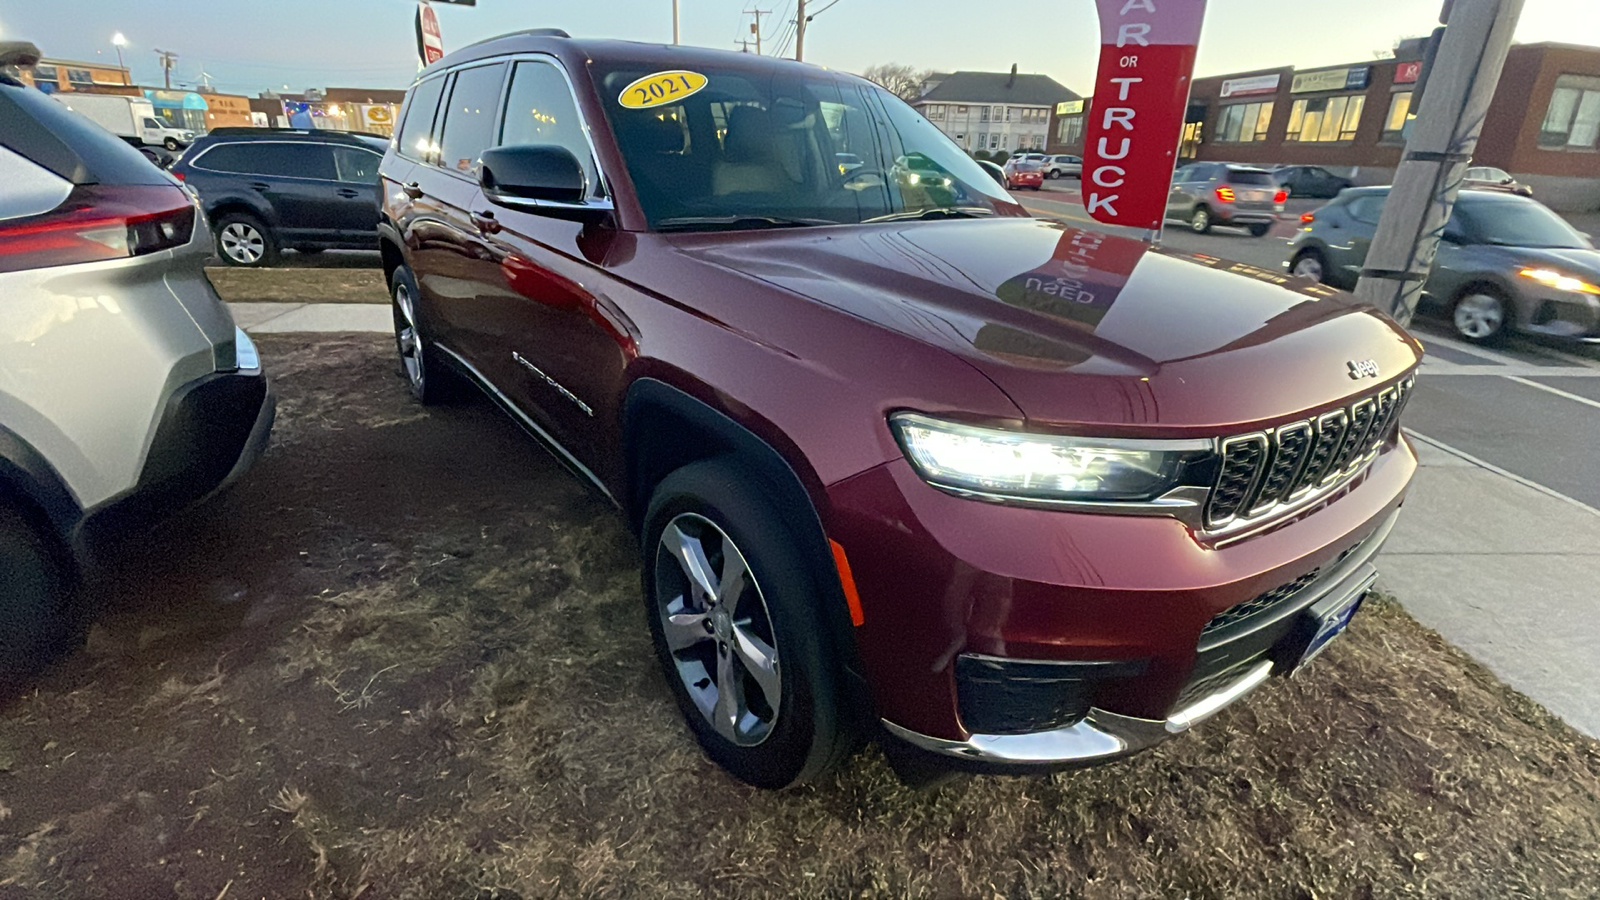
left=1459, top=196, right=1590, bottom=249
left=593, top=62, right=1019, bottom=230
left=1228, top=169, right=1275, bottom=186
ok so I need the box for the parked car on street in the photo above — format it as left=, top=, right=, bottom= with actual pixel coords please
left=1463, top=165, right=1534, bottom=197
left=379, top=32, right=1421, bottom=788
left=1273, top=165, right=1353, bottom=199
left=1168, top=162, right=1287, bottom=235
left=0, top=47, right=274, bottom=681
left=1287, top=186, right=1598, bottom=343
left=1043, top=154, right=1082, bottom=179
left=170, top=128, right=388, bottom=266
left=1002, top=157, right=1044, bottom=190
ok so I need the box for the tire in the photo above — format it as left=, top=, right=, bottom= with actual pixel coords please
left=390, top=264, right=456, bottom=404
left=1190, top=206, right=1212, bottom=234
left=1290, top=249, right=1329, bottom=284
left=1452, top=287, right=1510, bottom=344
left=642, top=460, right=852, bottom=788
left=1048, top=170, right=1060, bottom=180
left=0, top=502, right=78, bottom=686
left=213, top=212, right=279, bottom=267
left=1248, top=223, right=1271, bottom=238
left=164, top=137, right=180, bottom=151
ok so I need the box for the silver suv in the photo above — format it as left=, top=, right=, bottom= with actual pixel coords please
left=0, top=45, right=274, bottom=680
left=1166, top=162, right=1287, bottom=237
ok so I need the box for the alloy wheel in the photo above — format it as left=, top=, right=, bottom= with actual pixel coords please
left=1291, top=253, right=1325, bottom=282
left=393, top=280, right=425, bottom=390
left=219, top=222, right=266, bottom=265
left=1191, top=208, right=1210, bottom=233
left=1455, top=292, right=1505, bottom=340
left=653, top=513, right=782, bottom=747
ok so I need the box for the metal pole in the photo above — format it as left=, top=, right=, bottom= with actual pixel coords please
left=1352, top=0, right=1524, bottom=327
left=672, top=0, right=680, bottom=44
left=795, top=0, right=806, bottom=61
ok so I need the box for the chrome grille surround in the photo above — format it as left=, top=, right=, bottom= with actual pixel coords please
left=1203, top=375, right=1414, bottom=533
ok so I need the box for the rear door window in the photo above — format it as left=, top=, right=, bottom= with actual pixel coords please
left=397, top=75, right=447, bottom=163
left=1347, top=194, right=1387, bottom=225
left=244, top=144, right=337, bottom=180
left=436, top=63, right=507, bottom=176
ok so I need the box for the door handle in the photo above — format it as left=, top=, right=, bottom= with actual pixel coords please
left=471, top=210, right=501, bottom=235
left=402, top=181, right=424, bottom=199
left=336, top=188, right=360, bottom=198
left=248, top=182, right=270, bottom=192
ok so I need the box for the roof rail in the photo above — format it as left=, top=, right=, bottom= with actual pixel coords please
left=458, top=27, right=571, bottom=52
left=205, top=127, right=389, bottom=142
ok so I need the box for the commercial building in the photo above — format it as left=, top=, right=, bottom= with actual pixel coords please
left=1047, top=42, right=1600, bottom=211
left=251, top=87, right=406, bottom=135
left=913, top=69, right=1079, bottom=155
left=18, top=57, right=135, bottom=94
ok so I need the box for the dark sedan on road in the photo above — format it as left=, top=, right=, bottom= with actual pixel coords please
left=1274, top=165, right=1353, bottom=199
left=1288, top=187, right=1599, bottom=343
left=378, top=31, right=1421, bottom=788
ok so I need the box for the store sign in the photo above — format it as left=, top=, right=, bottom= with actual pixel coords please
left=1291, top=66, right=1371, bottom=94
left=1081, top=0, right=1208, bottom=230
left=1220, top=73, right=1280, bottom=98
left=1395, top=61, right=1422, bottom=84
left=416, top=1, right=444, bottom=66
left=362, top=104, right=395, bottom=129
left=1056, top=99, right=1085, bottom=115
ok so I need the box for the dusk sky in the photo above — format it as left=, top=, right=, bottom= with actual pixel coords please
left=1, top=0, right=1592, bottom=96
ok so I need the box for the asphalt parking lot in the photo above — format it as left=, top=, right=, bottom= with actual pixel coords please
left=0, top=334, right=1596, bottom=899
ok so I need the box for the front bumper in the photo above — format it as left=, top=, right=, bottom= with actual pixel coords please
left=880, top=535, right=1384, bottom=768
left=825, top=431, right=1415, bottom=764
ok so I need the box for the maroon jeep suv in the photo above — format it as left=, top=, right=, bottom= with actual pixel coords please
left=376, top=30, right=1423, bottom=787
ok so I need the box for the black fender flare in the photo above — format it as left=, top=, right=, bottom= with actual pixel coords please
left=0, top=424, right=82, bottom=542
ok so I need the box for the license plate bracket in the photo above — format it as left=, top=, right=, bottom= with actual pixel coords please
left=1288, top=588, right=1367, bottom=675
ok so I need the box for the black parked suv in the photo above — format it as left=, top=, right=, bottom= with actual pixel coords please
left=170, top=128, right=388, bottom=266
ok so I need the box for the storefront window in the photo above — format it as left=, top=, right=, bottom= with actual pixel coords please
left=1286, top=95, right=1365, bottom=142
left=1216, top=101, right=1274, bottom=143
left=66, top=68, right=93, bottom=87
left=1540, top=75, right=1600, bottom=148
left=1384, top=91, right=1413, bottom=133
left=1056, top=115, right=1084, bottom=145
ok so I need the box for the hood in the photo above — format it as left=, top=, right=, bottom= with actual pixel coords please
left=1492, top=244, right=1600, bottom=276
left=670, top=217, right=1422, bottom=432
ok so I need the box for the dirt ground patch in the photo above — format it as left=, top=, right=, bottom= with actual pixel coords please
left=205, top=267, right=388, bottom=304
left=1, top=335, right=1597, bottom=899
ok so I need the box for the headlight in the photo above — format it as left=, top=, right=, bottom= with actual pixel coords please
left=890, top=413, right=1214, bottom=502
left=1518, top=267, right=1600, bottom=295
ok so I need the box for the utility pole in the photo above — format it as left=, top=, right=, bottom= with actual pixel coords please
left=1352, top=0, right=1524, bottom=327
left=794, top=0, right=806, bottom=61
left=153, top=48, right=178, bottom=89
left=745, top=7, right=770, bottom=55
left=672, top=0, right=680, bottom=44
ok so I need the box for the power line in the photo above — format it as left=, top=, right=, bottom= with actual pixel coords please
left=807, top=0, right=845, bottom=18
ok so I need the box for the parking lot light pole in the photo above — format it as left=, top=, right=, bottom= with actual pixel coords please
left=673, top=0, right=680, bottom=44
left=111, top=33, right=127, bottom=83
left=1352, top=0, right=1524, bottom=328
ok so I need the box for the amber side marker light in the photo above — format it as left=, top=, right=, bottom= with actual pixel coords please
left=829, top=539, right=866, bottom=627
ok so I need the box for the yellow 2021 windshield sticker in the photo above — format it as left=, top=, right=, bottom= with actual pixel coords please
left=618, top=70, right=708, bottom=109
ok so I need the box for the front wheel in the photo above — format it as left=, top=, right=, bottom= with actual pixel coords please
left=1453, top=288, right=1509, bottom=344
left=1190, top=206, right=1212, bottom=234
left=390, top=265, right=456, bottom=403
left=643, top=460, right=853, bottom=788
left=1290, top=249, right=1328, bottom=284
left=164, top=137, right=181, bottom=151
left=1248, top=223, right=1272, bottom=238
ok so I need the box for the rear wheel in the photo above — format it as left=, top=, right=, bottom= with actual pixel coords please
left=1190, top=206, right=1212, bottom=234
left=1453, top=288, right=1509, bottom=343
left=643, top=460, right=853, bottom=788
left=214, top=213, right=278, bottom=267
left=0, top=502, right=77, bottom=686
left=390, top=265, right=456, bottom=403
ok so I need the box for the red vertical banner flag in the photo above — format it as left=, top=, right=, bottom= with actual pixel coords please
left=1081, top=0, right=1207, bottom=231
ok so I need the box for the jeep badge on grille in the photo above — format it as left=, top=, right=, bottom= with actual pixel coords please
left=1347, top=359, right=1380, bottom=379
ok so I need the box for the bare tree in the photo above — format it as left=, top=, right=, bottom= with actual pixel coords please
left=862, top=63, right=933, bottom=102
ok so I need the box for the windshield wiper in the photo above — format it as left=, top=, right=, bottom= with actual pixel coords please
left=863, top=207, right=995, bottom=224
left=654, top=215, right=836, bottom=232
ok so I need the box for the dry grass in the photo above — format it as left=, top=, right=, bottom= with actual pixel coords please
left=0, top=334, right=1595, bottom=899
left=205, top=266, right=388, bottom=304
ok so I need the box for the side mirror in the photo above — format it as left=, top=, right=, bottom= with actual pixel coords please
left=1441, top=229, right=1468, bottom=245
left=479, top=145, right=610, bottom=223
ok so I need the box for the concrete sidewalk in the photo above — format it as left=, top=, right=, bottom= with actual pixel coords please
left=232, top=303, right=1600, bottom=739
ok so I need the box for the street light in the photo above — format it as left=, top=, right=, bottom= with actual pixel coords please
left=111, top=33, right=128, bottom=84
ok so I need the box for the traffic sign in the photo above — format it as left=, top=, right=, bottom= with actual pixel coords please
left=1080, top=0, right=1207, bottom=233
left=417, top=1, right=444, bottom=66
